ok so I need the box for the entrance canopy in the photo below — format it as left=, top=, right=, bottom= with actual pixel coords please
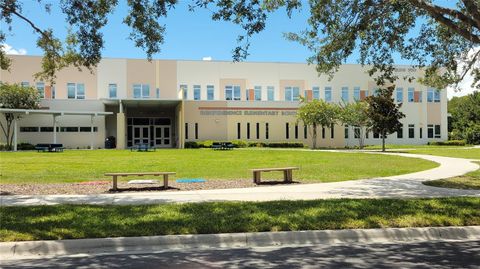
left=0, top=108, right=113, bottom=151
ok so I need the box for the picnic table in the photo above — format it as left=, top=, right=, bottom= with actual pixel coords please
left=130, top=143, right=156, bottom=152
left=35, top=143, right=64, bottom=152
left=211, top=142, right=235, bottom=150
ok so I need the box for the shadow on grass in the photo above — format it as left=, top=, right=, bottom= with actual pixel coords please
left=107, top=186, right=180, bottom=193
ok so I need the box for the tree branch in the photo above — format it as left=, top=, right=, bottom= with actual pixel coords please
left=0, top=4, right=50, bottom=40
left=461, top=0, right=480, bottom=29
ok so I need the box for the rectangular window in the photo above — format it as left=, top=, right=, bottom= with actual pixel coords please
left=21, top=82, right=30, bottom=87
left=353, top=87, right=360, bottom=101
left=156, top=88, right=160, bottom=98
left=427, top=88, right=434, bottom=102
left=354, top=126, right=360, bottom=139
left=427, top=124, right=434, bottom=138
left=67, top=83, right=85, bottom=99
left=195, top=123, right=199, bottom=139
left=185, top=123, right=189, bottom=139
left=207, top=85, right=214, bottom=100
left=373, top=131, right=380, bottom=139
left=133, top=84, right=150, bottom=99
left=256, top=123, right=260, bottom=139
left=67, top=83, right=76, bottom=99
left=40, top=127, right=54, bottom=132
left=20, top=127, right=39, bottom=132
left=434, top=90, right=441, bottom=103
left=344, top=125, right=349, bottom=139
left=247, top=123, right=251, bottom=139
left=322, top=127, right=325, bottom=139
left=419, top=127, right=423, bottom=139
left=193, top=85, right=201, bottom=100
left=304, top=125, right=307, bottom=139
left=109, top=84, right=117, bottom=98
left=285, top=86, right=300, bottom=101
left=312, top=87, right=320, bottom=100
left=408, top=87, right=414, bottom=102
left=36, top=82, right=45, bottom=98
left=180, top=84, right=188, bottom=100
left=408, top=124, right=415, bottom=138
left=60, top=127, right=79, bottom=132
left=295, top=124, right=299, bottom=139
left=341, top=87, right=348, bottom=102
left=325, top=87, right=332, bottom=102
left=267, top=86, right=274, bottom=101
left=52, top=86, right=56, bottom=99
left=396, top=88, right=403, bottom=103
left=330, top=123, right=334, bottom=139
left=254, top=86, right=262, bottom=101
left=397, top=125, right=403, bottom=139
left=237, top=122, right=241, bottom=139
left=435, top=125, right=441, bottom=138
left=285, top=123, right=290, bottom=139
left=141, top=84, right=149, bottom=99
left=225, top=85, right=241, bottom=100
left=80, top=127, right=98, bottom=132
left=265, top=123, right=269, bottom=139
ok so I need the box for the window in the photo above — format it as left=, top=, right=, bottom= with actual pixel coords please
left=285, top=123, right=290, bottom=139
left=185, top=123, right=189, bottom=139
left=52, top=86, right=56, bottom=99
left=133, top=84, right=149, bottom=99
left=408, top=124, right=415, bottom=138
left=36, top=82, right=45, bottom=98
left=109, top=84, right=117, bottom=98
left=256, top=123, right=260, bottom=139
left=80, top=127, right=98, bottom=132
left=325, top=87, right=332, bottom=102
left=428, top=124, right=434, bottom=138
left=21, top=82, right=30, bottom=87
left=237, top=122, right=241, bottom=139
left=304, top=125, right=307, bottom=139
left=354, top=126, right=360, bottom=139
left=195, top=123, right=199, bottom=139
left=408, top=87, right=414, bottom=102
left=285, top=86, right=300, bottom=101
left=267, top=86, right=274, bottom=101
left=156, top=88, right=160, bottom=98
left=396, top=88, right=403, bottom=103
left=322, top=127, right=325, bottom=139
left=295, top=124, right=299, bottom=139
left=40, top=127, right=54, bottom=132
left=434, top=90, right=440, bottom=102
left=225, top=85, right=241, bottom=100
left=341, top=87, right=348, bottom=102
left=344, top=125, right=349, bottom=139
left=67, top=83, right=85, bottom=99
left=207, top=85, right=214, bottom=100
left=254, top=86, right=262, bottom=101
left=419, top=127, right=423, bottom=139
left=180, top=84, right=188, bottom=100
left=330, top=123, right=334, bottom=138
left=247, top=123, right=251, bottom=139
left=373, top=131, right=380, bottom=139
left=397, top=125, right=403, bottom=139
left=418, top=91, right=423, bottom=103
left=353, top=87, right=360, bottom=101
left=60, top=127, right=79, bottom=132
left=193, top=85, right=201, bottom=100
left=313, top=87, right=320, bottom=100
left=20, top=127, right=39, bottom=132
left=435, top=125, right=441, bottom=138
left=265, top=123, right=269, bottom=139
left=427, top=88, right=434, bottom=102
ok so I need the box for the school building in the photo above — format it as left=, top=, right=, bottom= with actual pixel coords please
left=0, top=55, right=447, bottom=149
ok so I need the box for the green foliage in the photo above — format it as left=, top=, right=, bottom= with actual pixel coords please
left=262, top=142, right=305, bottom=148
left=16, top=142, right=36, bottom=150
left=428, top=140, right=466, bottom=146
left=339, top=101, right=371, bottom=149
left=0, top=83, right=40, bottom=150
left=448, top=92, right=480, bottom=144
left=297, top=99, right=339, bottom=149
left=365, top=86, right=405, bottom=152
left=423, top=162, right=480, bottom=190
left=465, top=125, right=480, bottom=145
left=2, top=197, right=479, bottom=241
left=231, top=140, right=248, bottom=148
left=184, top=141, right=200, bottom=148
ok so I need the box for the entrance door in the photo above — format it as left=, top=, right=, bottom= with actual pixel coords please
left=133, top=125, right=149, bottom=145
left=154, top=126, right=171, bottom=147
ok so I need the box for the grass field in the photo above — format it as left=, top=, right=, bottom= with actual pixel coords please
left=364, top=144, right=480, bottom=159
left=0, top=149, right=438, bottom=184
left=1, top=197, right=478, bottom=242
left=423, top=162, right=480, bottom=190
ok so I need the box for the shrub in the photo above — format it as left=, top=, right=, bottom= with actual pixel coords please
left=231, top=140, right=248, bottom=148
left=465, top=125, right=480, bottom=145
left=265, top=142, right=306, bottom=148
left=17, top=142, right=36, bottom=150
left=428, top=140, right=466, bottom=146
left=184, top=141, right=200, bottom=148
left=198, top=140, right=214, bottom=148
left=0, top=143, right=8, bottom=151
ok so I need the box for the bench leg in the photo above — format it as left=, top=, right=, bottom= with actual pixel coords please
left=163, top=174, right=169, bottom=188
left=283, top=170, right=289, bottom=182
left=253, top=171, right=261, bottom=184
left=112, top=175, right=118, bottom=191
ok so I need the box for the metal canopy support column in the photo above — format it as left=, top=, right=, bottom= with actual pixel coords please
left=53, top=114, right=59, bottom=144
left=13, top=116, right=18, bottom=152
left=90, top=115, right=95, bottom=150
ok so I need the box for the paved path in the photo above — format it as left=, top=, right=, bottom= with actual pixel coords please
left=1, top=152, right=479, bottom=206
left=2, top=240, right=479, bottom=268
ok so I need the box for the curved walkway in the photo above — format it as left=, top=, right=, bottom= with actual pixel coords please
left=1, top=152, right=479, bottom=206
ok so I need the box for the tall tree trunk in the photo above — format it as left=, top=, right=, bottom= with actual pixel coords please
left=358, top=127, right=365, bottom=149
left=382, top=130, right=386, bottom=152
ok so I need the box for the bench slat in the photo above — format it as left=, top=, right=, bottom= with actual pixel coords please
left=105, top=172, right=176, bottom=176
left=250, top=167, right=299, bottom=172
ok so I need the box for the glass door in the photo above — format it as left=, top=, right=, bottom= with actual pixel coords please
left=155, top=126, right=171, bottom=147
left=133, top=125, right=149, bottom=146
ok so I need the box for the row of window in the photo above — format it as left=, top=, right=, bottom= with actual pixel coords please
left=19, top=126, right=98, bottom=132
left=344, top=124, right=441, bottom=139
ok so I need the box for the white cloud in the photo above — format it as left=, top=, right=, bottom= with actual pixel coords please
left=202, top=56, right=212, bottom=61
left=1, top=43, right=27, bottom=55
left=447, top=47, right=479, bottom=99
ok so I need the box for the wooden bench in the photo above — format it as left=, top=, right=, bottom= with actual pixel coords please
left=251, top=167, right=299, bottom=184
left=105, top=172, right=176, bottom=191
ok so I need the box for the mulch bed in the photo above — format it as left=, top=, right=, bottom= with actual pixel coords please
left=0, top=179, right=301, bottom=195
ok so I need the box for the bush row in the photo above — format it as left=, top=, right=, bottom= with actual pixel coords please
left=184, top=141, right=306, bottom=149
left=427, top=140, right=466, bottom=146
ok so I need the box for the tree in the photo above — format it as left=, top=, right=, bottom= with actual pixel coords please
left=339, top=101, right=371, bottom=149
left=297, top=98, right=338, bottom=149
left=365, top=86, right=405, bottom=152
left=448, top=91, right=480, bottom=144
left=0, top=83, right=40, bottom=150
left=1, top=1, right=479, bottom=89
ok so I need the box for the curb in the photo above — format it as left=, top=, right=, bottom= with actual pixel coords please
left=1, top=226, right=479, bottom=259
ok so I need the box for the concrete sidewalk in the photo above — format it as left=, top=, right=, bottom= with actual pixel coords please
left=1, top=152, right=479, bottom=206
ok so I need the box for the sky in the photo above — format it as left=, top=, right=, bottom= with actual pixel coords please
left=1, top=0, right=477, bottom=98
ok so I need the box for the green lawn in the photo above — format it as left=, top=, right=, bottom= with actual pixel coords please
left=423, top=162, right=480, bottom=190
left=364, top=144, right=480, bottom=159
left=0, top=149, right=437, bottom=184
left=1, top=197, right=478, bottom=242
